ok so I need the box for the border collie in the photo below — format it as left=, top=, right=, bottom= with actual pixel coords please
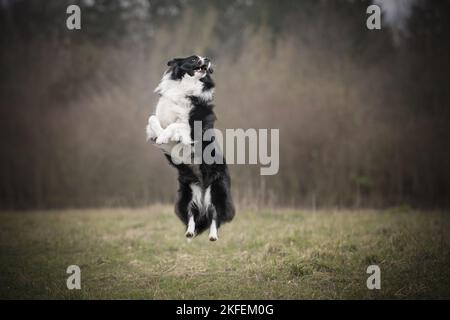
left=146, top=55, right=235, bottom=241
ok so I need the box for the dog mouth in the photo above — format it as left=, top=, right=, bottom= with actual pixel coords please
left=193, top=65, right=208, bottom=72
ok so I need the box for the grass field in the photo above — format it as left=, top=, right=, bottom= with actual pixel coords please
left=0, top=206, right=449, bottom=299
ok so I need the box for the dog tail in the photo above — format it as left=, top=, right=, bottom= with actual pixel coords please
left=190, top=205, right=214, bottom=235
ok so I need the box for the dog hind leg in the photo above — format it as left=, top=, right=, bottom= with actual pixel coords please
left=208, top=214, right=218, bottom=241
left=185, top=205, right=196, bottom=238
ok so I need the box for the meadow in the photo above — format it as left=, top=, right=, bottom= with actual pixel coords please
left=0, top=206, right=449, bottom=299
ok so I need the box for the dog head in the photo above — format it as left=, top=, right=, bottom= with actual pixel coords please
left=167, top=55, right=214, bottom=80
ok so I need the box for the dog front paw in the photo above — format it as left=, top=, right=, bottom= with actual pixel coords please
left=171, top=130, right=182, bottom=142
left=155, top=132, right=170, bottom=144
left=185, top=230, right=195, bottom=238
left=171, top=128, right=192, bottom=145
left=171, top=133, right=192, bottom=145
left=180, top=134, right=192, bottom=145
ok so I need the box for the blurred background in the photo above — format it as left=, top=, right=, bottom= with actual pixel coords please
left=1, top=0, right=449, bottom=210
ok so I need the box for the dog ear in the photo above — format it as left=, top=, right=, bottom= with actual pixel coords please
left=167, top=58, right=182, bottom=67
left=208, top=67, right=214, bottom=74
left=183, top=69, right=195, bottom=77
left=180, top=63, right=195, bottom=76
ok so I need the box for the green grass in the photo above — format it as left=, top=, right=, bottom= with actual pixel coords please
left=0, top=206, right=449, bottom=299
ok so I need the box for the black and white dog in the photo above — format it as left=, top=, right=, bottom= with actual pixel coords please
left=146, top=55, right=235, bottom=241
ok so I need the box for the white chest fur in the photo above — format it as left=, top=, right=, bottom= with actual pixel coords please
left=154, top=72, right=214, bottom=128
left=154, top=96, right=190, bottom=128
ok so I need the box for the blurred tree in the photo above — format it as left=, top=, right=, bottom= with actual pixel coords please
left=1, top=0, right=449, bottom=209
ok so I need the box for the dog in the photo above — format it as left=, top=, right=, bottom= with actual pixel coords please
left=146, top=55, right=235, bottom=241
